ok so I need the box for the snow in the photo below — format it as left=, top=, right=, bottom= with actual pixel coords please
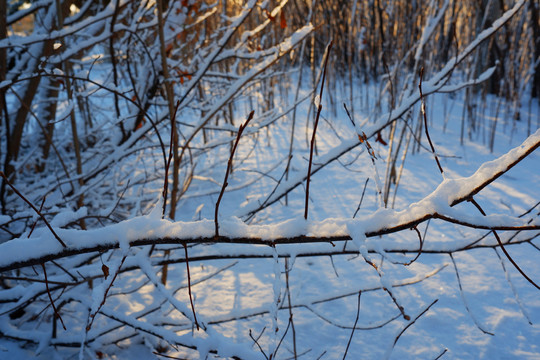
left=1, top=107, right=538, bottom=357
left=1, top=0, right=539, bottom=358
left=0, top=215, right=10, bottom=226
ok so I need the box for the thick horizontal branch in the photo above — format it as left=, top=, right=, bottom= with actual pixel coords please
left=0, top=128, right=538, bottom=273
left=0, top=220, right=538, bottom=273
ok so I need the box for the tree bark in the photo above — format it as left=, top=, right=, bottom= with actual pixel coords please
left=531, top=0, right=540, bottom=99
left=0, top=0, right=6, bottom=211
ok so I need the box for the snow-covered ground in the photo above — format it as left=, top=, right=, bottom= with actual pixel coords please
left=1, top=74, right=539, bottom=359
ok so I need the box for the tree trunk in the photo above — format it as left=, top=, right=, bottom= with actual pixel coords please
left=4, top=6, right=56, bottom=179
left=531, top=0, right=540, bottom=99
left=0, top=0, right=6, bottom=212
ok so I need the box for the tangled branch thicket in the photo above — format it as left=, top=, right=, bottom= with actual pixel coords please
left=0, top=0, right=539, bottom=358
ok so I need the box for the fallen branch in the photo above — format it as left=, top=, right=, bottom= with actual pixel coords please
left=1, top=128, right=538, bottom=273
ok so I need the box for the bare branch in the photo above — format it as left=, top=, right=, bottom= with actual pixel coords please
left=305, top=41, right=332, bottom=220
left=0, top=171, right=66, bottom=247
left=215, top=110, right=254, bottom=238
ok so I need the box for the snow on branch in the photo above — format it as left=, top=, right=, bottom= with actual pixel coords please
left=1, top=128, right=538, bottom=273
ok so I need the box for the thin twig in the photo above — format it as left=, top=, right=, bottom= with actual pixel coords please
left=245, top=155, right=293, bottom=223
left=285, top=258, right=297, bottom=360
left=404, top=226, right=424, bottom=265
left=306, top=304, right=400, bottom=330
left=382, top=283, right=410, bottom=321
left=434, top=348, right=448, bottom=360
left=249, top=328, right=269, bottom=360
left=493, top=247, right=532, bottom=324
left=52, top=259, right=79, bottom=282
left=386, top=299, right=438, bottom=359
left=449, top=253, right=494, bottom=335
left=183, top=242, right=199, bottom=330
left=28, top=196, right=46, bottom=237
left=273, top=312, right=293, bottom=359
left=329, top=255, right=340, bottom=277
left=342, top=291, right=361, bottom=360
left=418, top=67, right=444, bottom=174
left=215, top=110, right=254, bottom=238
left=0, top=275, right=79, bottom=286
left=163, top=100, right=181, bottom=218
left=518, top=200, right=540, bottom=218
left=353, top=178, right=370, bottom=218
left=41, top=263, right=66, bottom=330
left=362, top=255, right=410, bottom=321
left=343, top=103, right=355, bottom=127
left=469, top=198, right=540, bottom=290
left=305, top=40, right=332, bottom=220
left=86, top=255, right=127, bottom=331
left=0, top=171, right=66, bottom=247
